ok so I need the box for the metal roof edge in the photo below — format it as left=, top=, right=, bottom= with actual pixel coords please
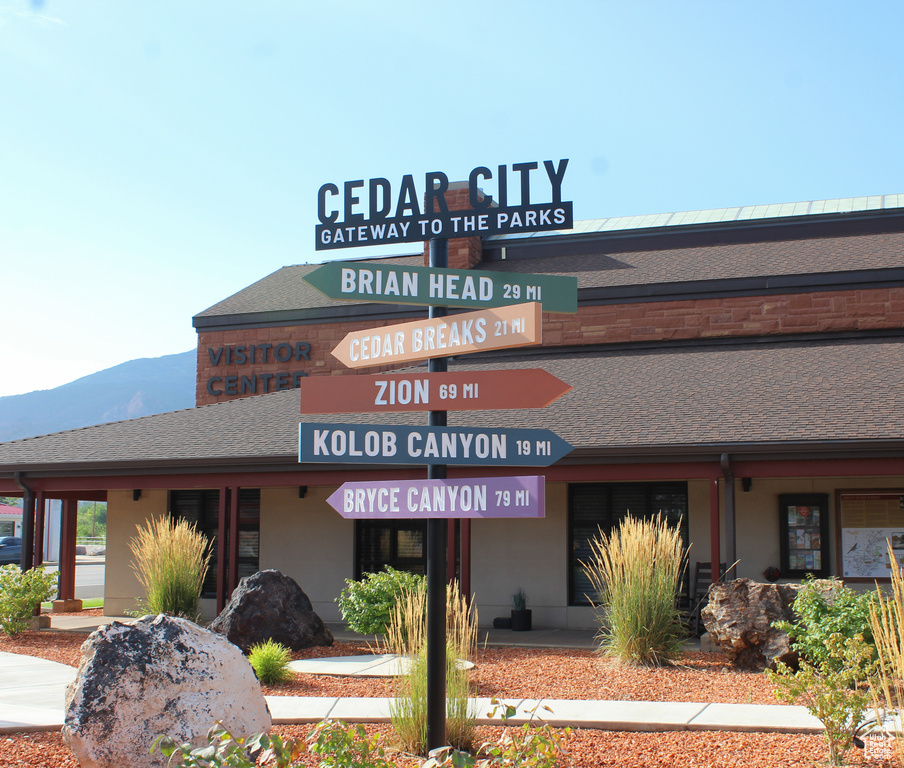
left=488, top=195, right=904, bottom=247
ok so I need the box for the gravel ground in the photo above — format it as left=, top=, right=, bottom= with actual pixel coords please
left=0, top=618, right=875, bottom=767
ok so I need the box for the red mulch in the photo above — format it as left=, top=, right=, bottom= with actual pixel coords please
left=0, top=621, right=873, bottom=768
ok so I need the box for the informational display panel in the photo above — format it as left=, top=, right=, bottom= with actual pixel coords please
left=839, top=492, right=904, bottom=579
left=778, top=494, right=830, bottom=578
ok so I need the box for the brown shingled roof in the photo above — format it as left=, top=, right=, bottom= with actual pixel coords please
left=485, top=231, right=904, bottom=289
left=1, top=337, right=901, bottom=475
left=194, top=232, right=904, bottom=322
left=195, top=255, right=425, bottom=318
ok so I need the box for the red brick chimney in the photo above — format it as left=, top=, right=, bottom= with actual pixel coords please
left=423, top=181, right=484, bottom=270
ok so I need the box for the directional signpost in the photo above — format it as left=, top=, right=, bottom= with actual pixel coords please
left=327, top=476, right=545, bottom=519
left=304, top=262, right=578, bottom=314
left=300, top=423, right=573, bottom=466
left=303, top=160, right=577, bottom=751
left=299, top=369, right=572, bottom=413
left=331, top=301, right=542, bottom=368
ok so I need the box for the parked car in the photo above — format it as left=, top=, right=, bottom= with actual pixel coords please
left=0, top=536, right=22, bottom=565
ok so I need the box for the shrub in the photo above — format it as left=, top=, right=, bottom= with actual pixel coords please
left=153, top=721, right=394, bottom=768
left=248, top=639, right=294, bottom=685
left=581, top=513, right=687, bottom=666
left=768, top=632, right=876, bottom=766
left=0, top=564, right=57, bottom=636
left=388, top=579, right=477, bottom=755
left=306, top=719, right=394, bottom=768
left=336, top=567, right=425, bottom=637
left=774, top=575, right=876, bottom=669
left=128, top=516, right=211, bottom=620
left=153, top=724, right=303, bottom=768
left=423, top=699, right=572, bottom=768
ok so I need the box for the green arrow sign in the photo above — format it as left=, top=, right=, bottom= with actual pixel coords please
left=303, top=262, right=577, bottom=313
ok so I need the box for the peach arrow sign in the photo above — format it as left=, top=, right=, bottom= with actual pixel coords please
left=331, top=301, right=542, bottom=369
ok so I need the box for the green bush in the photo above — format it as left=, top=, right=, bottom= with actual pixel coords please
left=128, top=516, right=211, bottom=620
left=153, top=725, right=303, bottom=768
left=336, top=567, right=425, bottom=637
left=768, top=632, right=876, bottom=766
left=774, top=576, right=876, bottom=669
left=0, top=565, right=57, bottom=636
left=248, top=639, right=294, bottom=685
left=581, top=514, right=687, bottom=666
left=423, top=699, right=572, bottom=768
left=306, top=719, right=394, bottom=768
left=153, top=721, right=393, bottom=768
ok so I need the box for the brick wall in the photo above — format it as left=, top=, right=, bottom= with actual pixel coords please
left=197, top=286, right=904, bottom=405
left=421, top=183, right=483, bottom=270
left=546, top=287, right=904, bottom=346
left=196, top=317, right=428, bottom=405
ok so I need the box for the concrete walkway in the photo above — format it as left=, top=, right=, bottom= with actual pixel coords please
left=0, top=617, right=824, bottom=736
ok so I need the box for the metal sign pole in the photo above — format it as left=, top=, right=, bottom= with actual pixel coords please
left=426, top=236, right=448, bottom=752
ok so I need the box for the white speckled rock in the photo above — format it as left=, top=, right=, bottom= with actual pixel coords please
left=62, top=614, right=271, bottom=768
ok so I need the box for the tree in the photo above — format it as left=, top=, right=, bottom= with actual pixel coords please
left=76, top=501, right=107, bottom=539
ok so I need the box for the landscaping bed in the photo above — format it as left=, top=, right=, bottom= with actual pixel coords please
left=0, top=628, right=874, bottom=767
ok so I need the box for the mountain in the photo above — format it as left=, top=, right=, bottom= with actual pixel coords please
left=0, top=351, right=196, bottom=443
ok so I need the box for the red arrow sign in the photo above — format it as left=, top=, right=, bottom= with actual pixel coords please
left=299, top=369, right=572, bottom=413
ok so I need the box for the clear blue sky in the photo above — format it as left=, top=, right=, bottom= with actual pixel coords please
left=2, top=0, right=903, bottom=398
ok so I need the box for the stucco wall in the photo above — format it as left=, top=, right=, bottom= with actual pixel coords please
left=104, top=489, right=167, bottom=617
left=100, top=474, right=904, bottom=627
left=730, top=474, right=904, bottom=581
left=470, top=481, right=583, bottom=628
left=259, top=486, right=354, bottom=622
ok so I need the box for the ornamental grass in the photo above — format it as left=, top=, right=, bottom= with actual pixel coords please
left=128, top=516, right=211, bottom=620
left=387, top=578, right=478, bottom=755
left=583, top=513, right=687, bottom=667
left=869, top=544, right=904, bottom=766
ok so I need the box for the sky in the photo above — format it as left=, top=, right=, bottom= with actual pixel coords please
left=2, top=0, right=903, bottom=398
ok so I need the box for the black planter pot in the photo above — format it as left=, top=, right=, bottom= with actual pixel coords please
left=510, top=609, right=532, bottom=632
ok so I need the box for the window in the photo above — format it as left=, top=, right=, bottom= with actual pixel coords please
left=355, top=520, right=427, bottom=579
left=170, top=489, right=260, bottom=598
left=569, top=482, right=688, bottom=606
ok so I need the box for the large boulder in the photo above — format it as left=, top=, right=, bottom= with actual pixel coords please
left=701, top=577, right=801, bottom=671
left=209, top=569, right=333, bottom=653
left=63, top=614, right=271, bottom=768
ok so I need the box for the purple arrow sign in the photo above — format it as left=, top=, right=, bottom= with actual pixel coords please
left=327, top=476, right=545, bottom=519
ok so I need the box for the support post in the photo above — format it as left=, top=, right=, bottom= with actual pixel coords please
left=426, top=236, right=448, bottom=752
left=14, top=472, right=35, bottom=571
left=460, top=519, right=471, bottom=600
left=229, top=486, right=240, bottom=596
left=720, top=453, right=736, bottom=575
left=217, top=487, right=228, bottom=612
left=710, top=476, right=721, bottom=581
left=54, top=498, right=82, bottom=612
left=34, top=491, right=45, bottom=567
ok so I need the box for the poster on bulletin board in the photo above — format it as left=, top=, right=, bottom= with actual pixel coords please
left=840, top=528, right=904, bottom=578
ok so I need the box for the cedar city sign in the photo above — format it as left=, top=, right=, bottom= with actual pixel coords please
left=315, top=160, right=573, bottom=250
